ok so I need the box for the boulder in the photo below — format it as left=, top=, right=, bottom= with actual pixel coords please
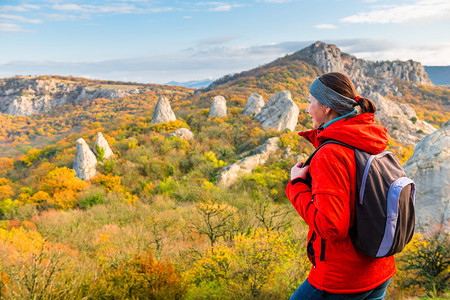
left=217, top=137, right=279, bottom=187
left=93, top=132, right=114, bottom=160
left=73, top=138, right=97, bottom=180
left=243, top=93, right=265, bottom=117
left=169, top=128, right=194, bottom=140
left=404, top=121, right=449, bottom=233
left=255, top=91, right=299, bottom=131
left=151, top=96, right=176, bottom=124
left=370, top=92, right=436, bottom=146
left=209, top=96, right=227, bottom=118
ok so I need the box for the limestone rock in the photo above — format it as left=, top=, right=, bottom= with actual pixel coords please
left=0, top=76, right=140, bottom=116
left=73, top=138, right=97, bottom=180
left=209, top=96, right=227, bottom=118
left=217, top=137, right=279, bottom=187
left=243, top=93, right=265, bottom=116
left=151, top=96, right=177, bottom=124
left=404, top=122, right=450, bottom=233
left=369, top=92, right=436, bottom=146
left=255, top=91, right=299, bottom=131
left=169, top=128, right=194, bottom=140
left=93, top=132, right=114, bottom=160
left=295, top=41, right=432, bottom=90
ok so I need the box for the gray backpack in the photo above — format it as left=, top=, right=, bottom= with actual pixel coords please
left=304, top=139, right=416, bottom=258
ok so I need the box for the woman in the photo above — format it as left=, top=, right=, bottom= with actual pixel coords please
left=286, top=72, right=395, bottom=299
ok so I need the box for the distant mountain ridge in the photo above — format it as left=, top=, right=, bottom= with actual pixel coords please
left=166, top=79, right=213, bottom=89
left=424, top=66, right=450, bottom=86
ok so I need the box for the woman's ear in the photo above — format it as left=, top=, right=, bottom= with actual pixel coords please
left=325, top=107, right=332, bottom=115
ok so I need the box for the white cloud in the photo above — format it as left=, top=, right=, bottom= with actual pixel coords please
left=0, top=4, right=40, bottom=12
left=0, top=14, right=42, bottom=24
left=341, top=0, right=450, bottom=24
left=0, top=23, right=24, bottom=32
left=209, top=4, right=244, bottom=12
left=314, top=24, right=337, bottom=29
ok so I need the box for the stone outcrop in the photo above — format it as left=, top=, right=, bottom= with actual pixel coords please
left=217, top=137, right=279, bottom=187
left=243, top=93, right=265, bottom=117
left=73, top=138, right=97, bottom=180
left=255, top=91, right=299, bottom=131
left=151, top=95, right=176, bottom=124
left=169, top=128, right=194, bottom=140
left=295, top=41, right=432, bottom=95
left=0, top=76, right=140, bottom=116
left=209, top=96, right=227, bottom=118
left=369, top=92, right=436, bottom=146
left=403, top=122, right=449, bottom=233
left=93, top=132, right=114, bottom=160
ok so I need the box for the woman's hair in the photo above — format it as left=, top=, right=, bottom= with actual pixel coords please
left=318, top=72, right=377, bottom=114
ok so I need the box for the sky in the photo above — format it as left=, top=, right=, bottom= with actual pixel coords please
left=1, top=0, right=449, bottom=84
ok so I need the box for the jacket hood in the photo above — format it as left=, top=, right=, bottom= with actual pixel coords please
left=299, top=113, right=388, bottom=154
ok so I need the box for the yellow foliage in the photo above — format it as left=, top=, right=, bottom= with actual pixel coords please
left=201, top=151, right=226, bottom=168
left=0, top=182, right=14, bottom=201
left=0, top=227, right=44, bottom=263
left=0, top=157, right=14, bottom=177
left=48, top=189, right=77, bottom=210
left=30, top=191, right=51, bottom=205
left=92, top=173, right=125, bottom=193
left=42, top=167, right=87, bottom=196
left=20, top=148, right=42, bottom=166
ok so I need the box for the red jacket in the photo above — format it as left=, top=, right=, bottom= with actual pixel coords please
left=286, top=113, right=396, bottom=293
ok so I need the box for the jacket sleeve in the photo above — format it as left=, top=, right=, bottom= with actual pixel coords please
left=285, top=146, right=352, bottom=241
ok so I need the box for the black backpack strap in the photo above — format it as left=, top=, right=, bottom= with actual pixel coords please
left=304, top=139, right=355, bottom=167
left=302, top=140, right=355, bottom=187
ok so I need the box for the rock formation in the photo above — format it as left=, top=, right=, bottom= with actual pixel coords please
left=151, top=95, right=177, bottom=124
left=209, top=96, right=227, bottom=118
left=243, top=93, right=265, bottom=117
left=403, top=121, right=449, bottom=233
left=369, top=92, right=436, bottom=146
left=0, top=76, right=140, bottom=116
left=73, top=138, right=97, bottom=180
left=255, top=91, right=299, bottom=131
left=93, top=132, right=114, bottom=160
left=217, top=137, right=279, bottom=187
left=295, top=41, right=432, bottom=95
left=169, top=128, right=194, bottom=140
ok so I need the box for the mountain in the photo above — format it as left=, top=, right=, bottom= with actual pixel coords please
left=424, top=66, right=450, bottom=86
left=165, top=79, right=214, bottom=89
left=0, top=42, right=448, bottom=299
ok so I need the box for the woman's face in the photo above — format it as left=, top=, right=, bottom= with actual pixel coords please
left=306, top=94, right=329, bottom=128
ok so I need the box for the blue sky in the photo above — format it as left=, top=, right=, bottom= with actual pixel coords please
left=1, top=0, right=449, bottom=83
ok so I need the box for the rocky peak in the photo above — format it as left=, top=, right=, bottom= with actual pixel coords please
left=294, top=41, right=432, bottom=92
left=151, top=95, right=177, bottom=124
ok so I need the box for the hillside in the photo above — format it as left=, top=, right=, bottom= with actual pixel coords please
left=0, top=42, right=449, bottom=299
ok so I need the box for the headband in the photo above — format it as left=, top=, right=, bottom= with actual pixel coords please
left=309, top=77, right=359, bottom=116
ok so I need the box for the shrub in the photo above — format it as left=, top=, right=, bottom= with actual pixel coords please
left=77, top=186, right=106, bottom=209
left=399, top=233, right=449, bottom=297
left=82, top=251, right=186, bottom=299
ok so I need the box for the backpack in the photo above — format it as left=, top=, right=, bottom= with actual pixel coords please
left=303, top=139, right=415, bottom=258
